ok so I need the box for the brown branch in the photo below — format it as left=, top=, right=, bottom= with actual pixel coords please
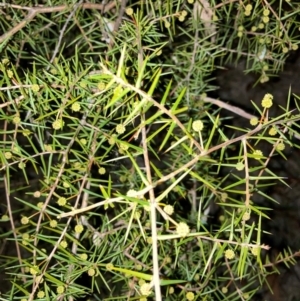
left=0, top=2, right=116, bottom=44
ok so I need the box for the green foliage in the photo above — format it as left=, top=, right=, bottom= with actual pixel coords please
left=0, top=1, right=300, bottom=301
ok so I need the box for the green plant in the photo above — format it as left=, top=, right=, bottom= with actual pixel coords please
left=1, top=1, right=300, bottom=301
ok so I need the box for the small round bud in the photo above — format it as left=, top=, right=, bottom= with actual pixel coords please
left=13, top=116, right=21, bottom=125
left=261, top=93, right=273, bottom=108
left=57, top=286, right=65, bottom=294
left=22, top=233, right=30, bottom=240
left=127, top=189, right=137, bottom=197
left=71, top=102, right=81, bottom=112
left=164, top=205, right=174, bottom=215
left=186, top=292, right=195, bottom=300
left=80, top=138, right=87, bottom=145
left=119, top=175, right=127, bottom=182
left=31, top=84, right=40, bottom=92
left=251, top=246, right=260, bottom=256
left=97, top=82, right=106, bottom=90
left=222, top=287, right=228, bottom=294
left=37, top=291, right=45, bottom=298
left=106, top=263, right=114, bottom=271
left=282, top=47, right=289, bottom=53
left=221, top=192, right=228, bottom=202
left=44, top=144, right=53, bottom=152
left=236, top=162, right=244, bottom=171
left=192, top=120, right=204, bottom=131
left=108, top=134, right=117, bottom=145
left=253, top=150, right=263, bottom=160
left=50, top=220, right=58, bottom=228
left=52, top=119, right=64, bottom=130
left=1, top=58, right=10, bottom=65
left=126, top=7, right=134, bottom=16
left=178, top=15, right=185, bottom=22
left=22, top=129, right=31, bottom=136
left=50, top=68, right=57, bottom=75
left=263, top=64, right=269, bottom=71
left=63, top=181, right=70, bottom=188
left=276, top=142, right=285, bottom=151
left=260, top=75, right=269, bottom=83
left=245, top=4, right=252, bottom=11
left=156, top=49, right=162, bottom=56
left=35, top=275, right=43, bottom=284
left=268, top=127, right=277, bottom=136
left=120, top=142, right=129, bottom=151
left=30, top=265, right=39, bottom=275
left=80, top=253, right=88, bottom=260
left=7, top=70, right=13, bottom=78
left=37, top=202, right=44, bottom=209
left=242, top=211, right=251, bottom=221
left=262, top=16, right=269, bottom=23
left=80, top=81, right=87, bottom=88
left=258, top=23, right=264, bottom=29
left=181, top=10, right=188, bottom=17
left=176, top=222, right=190, bottom=237
left=116, top=124, right=126, bottom=134
left=88, top=268, right=96, bottom=276
left=57, top=197, right=67, bottom=206
left=60, top=240, right=68, bottom=248
left=98, top=167, right=106, bottom=175
left=224, top=249, right=235, bottom=259
left=140, top=282, right=152, bottom=296
left=1, top=214, right=9, bottom=221
left=21, top=216, right=29, bottom=225
left=75, top=224, right=84, bottom=234
left=164, top=21, right=171, bottom=28
left=250, top=117, right=259, bottom=126
left=4, top=152, right=12, bottom=159
left=18, top=162, right=26, bottom=169
left=165, top=256, right=172, bottom=264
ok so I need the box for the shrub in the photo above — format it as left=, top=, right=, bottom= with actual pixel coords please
left=0, top=1, right=300, bottom=300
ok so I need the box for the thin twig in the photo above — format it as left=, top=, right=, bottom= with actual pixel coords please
left=49, top=0, right=84, bottom=67
left=225, top=257, right=246, bottom=301
left=109, top=0, right=127, bottom=49
left=141, top=116, right=162, bottom=301
left=263, top=250, right=300, bottom=268
left=4, top=171, right=26, bottom=283
left=242, top=139, right=251, bottom=207
left=202, top=96, right=256, bottom=120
